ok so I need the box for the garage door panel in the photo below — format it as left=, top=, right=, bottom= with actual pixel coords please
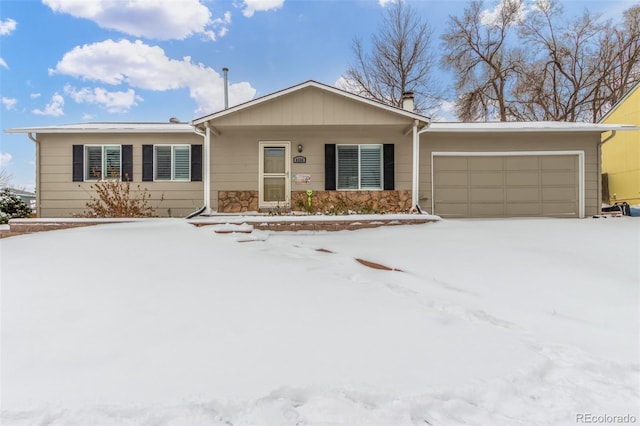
left=541, top=156, right=575, bottom=170
left=471, top=203, right=505, bottom=216
left=438, top=170, right=468, bottom=186
left=435, top=187, right=468, bottom=202
left=469, top=157, right=503, bottom=170
left=435, top=157, right=468, bottom=171
left=543, top=202, right=577, bottom=216
left=542, top=171, right=575, bottom=186
left=506, top=203, right=542, bottom=216
left=506, top=187, right=539, bottom=202
left=543, top=187, right=576, bottom=201
left=435, top=203, right=469, bottom=216
left=470, top=171, right=503, bottom=186
left=433, top=154, right=580, bottom=218
left=506, top=171, right=539, bottom=186
left=470, top=188, right=504, bottom=202
left=506, top=157, right=539, bottom=170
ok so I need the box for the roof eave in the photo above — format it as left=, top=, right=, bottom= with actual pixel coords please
left=192, top=80, right=430, bottom=126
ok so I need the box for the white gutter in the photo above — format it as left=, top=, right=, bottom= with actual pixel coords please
left=27, top=133, right=41, bottom=218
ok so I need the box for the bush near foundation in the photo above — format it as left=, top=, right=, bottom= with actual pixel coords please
left=79, top=176, right=159, bottom=218
left=0, top=189, right=32, bottom=224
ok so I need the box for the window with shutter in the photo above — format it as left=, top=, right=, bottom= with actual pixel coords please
left=173, top=146, right=190, bottom=180
left=154, top=144, right=191, bottom=181
left=84, top=145, right=121, bottom=181
left=336, top=144, right=383, bottom=190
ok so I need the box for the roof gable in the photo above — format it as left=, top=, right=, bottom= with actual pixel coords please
left=599, top=81, right=640, bottom=124
left=192, top=80, right=429, bottom=127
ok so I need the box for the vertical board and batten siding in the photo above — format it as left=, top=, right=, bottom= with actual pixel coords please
left=37, top=133, right=203, bottom=217
left=418, top=132, right=601, bottom=217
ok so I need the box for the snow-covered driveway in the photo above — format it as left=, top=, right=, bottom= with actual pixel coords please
left=1, top=217, right=638, bottom=425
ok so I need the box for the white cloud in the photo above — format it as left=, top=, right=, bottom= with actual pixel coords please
left=0, top=18, right=17, bottom=35
left=32, top=93, right=65, bottom=116
left=51, top=39, right=256, bottom=114
left=64, top=85, right=143, bottom=113
left=239, top=0, right=284, bottom=17
left=0, top=152, right=12, bottom=167
left=1, top=97, right=17, bottom=110
left=43, top=0, right=212, bottom=40
left=0, top=58, right=7, bottom=69
left=378, top=0, right=396, bottom=6
left=30, top=93, right=41, bottom=99
left=82, top=113, right=94, bottom=120
left=480, top=0, right=527, bottom=27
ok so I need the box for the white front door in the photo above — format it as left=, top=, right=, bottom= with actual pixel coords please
left=259, top=141, right=290, bottom=208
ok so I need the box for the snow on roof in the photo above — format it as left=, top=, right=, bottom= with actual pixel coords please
left=425, top=121, right=639, bottom=132
left=4, top=122, right=196, bottom=134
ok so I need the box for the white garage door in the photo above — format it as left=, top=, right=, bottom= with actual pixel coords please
left=433, top=153, right=581, bottom=218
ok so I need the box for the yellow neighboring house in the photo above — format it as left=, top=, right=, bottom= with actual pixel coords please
left=600, top=81, right=640, bottom=205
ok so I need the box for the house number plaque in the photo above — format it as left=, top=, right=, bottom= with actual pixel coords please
left=293, top=155, right=307, bottom=163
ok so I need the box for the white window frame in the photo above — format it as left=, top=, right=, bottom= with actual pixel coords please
left=336, top=144, right=383, bottom=190
left=84, top=145, right=121, bottom=181
left=154, top=144, right=191, bottom=182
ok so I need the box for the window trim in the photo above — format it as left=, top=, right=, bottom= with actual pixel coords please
left=153, top=144, right=191, bottom=182
left=336, top=144, right=384, bottom=190
left=84, top=144, right=122, bottom=181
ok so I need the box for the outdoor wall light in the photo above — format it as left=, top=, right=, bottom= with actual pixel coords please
left=297, top=144, right=303, bottom=153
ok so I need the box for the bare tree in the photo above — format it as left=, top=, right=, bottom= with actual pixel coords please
left=441, top=0, right=524, bottom=121
left=443, top=0, right=640, bottom=122
left=0, top=169, right=12, bottom=188
left=344, top=0, right=437, bottom=113
left=513, top=0, right=640, bottom=122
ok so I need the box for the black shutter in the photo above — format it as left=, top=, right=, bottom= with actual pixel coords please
left=383, top=144, right=394, bottom=190
left=121, top=145, right=133, bottom=181
left=324, top=144, right=336, bottom=190
left=72, top=145, right=84, bottom=182
left=142, top=145, right=154, bottom=181
left=191, top=144, right=202, bottom=182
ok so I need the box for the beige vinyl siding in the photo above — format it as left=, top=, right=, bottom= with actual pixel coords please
left=212, top=86, right=414, bottom=127
left=37, top=133, right=203, bottom=217
left=209, top=126, right=413, bottom=209
left=419, top=132, right=601, bottom=217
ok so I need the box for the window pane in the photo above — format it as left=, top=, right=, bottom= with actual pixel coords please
left=85, top=146, right=102, bottom=180
left=360, top=145, right=382, bottom=189
left=337, top=145, right=358, bottom=189
left=155, top=146, right=171, bottom=180
left=173, top=146, right=190, bottom=180
left=264, top=147, right=285, bottom=174
left=104, top=146, right=121, bottom=179
left=264, top=177, right=286, bottom=202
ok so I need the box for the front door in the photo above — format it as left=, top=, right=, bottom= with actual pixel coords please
left=259, top=141, right=290, bottom=209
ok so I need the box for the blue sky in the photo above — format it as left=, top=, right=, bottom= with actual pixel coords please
left=1, top=0, right=636, bottom=191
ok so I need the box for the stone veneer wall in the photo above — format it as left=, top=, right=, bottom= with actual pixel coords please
left=218, top=191, right=259, bottom=212
left=292, top=190, right=412, bottom=214
left=218, top=190, right=413, bottom=213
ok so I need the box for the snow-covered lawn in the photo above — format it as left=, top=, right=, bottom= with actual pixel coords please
left=1, top=217, right=638, bottom=425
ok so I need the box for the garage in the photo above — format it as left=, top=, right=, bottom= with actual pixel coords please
left=432, top=151, right=583, bottom=218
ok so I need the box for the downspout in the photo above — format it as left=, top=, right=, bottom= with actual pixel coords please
left=185, top=125, right=209, bottom=218
left=412, top=120, right=431, bottom=213
left=597, top=130, right=617, bottom=208
left=27, top=133, right=41, bottom=218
